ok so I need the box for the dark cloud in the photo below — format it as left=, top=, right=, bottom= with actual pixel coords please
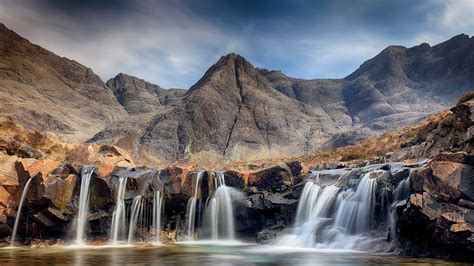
left=0, top=0, right=472, bottom=88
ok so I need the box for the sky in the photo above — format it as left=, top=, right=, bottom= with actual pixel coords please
left=0, top=0, right=472, bottom=89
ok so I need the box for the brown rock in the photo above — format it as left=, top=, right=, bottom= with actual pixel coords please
left=450, top=222, right=472, bottom=233
left=26, top=159, right=61, bottom=179
left=0, top=186, right=11, bottom=208
left=97, top=163, right=115, bottom=177
left=430, top=161, right=474, bottom=199
left=44, top=174, right=77, bottom=211
left=248, top=164, right=293, bottom=192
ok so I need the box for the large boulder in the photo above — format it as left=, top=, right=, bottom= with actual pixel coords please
left=247, top=165, right=294, bottom=192
left=44, top=174, right=77, bottom=211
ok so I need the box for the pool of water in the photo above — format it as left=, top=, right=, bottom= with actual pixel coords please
left=0, top=242, right=467, bottom=265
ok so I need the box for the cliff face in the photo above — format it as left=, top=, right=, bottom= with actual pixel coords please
left=0, top=23, right=128, bottom=141
left=106, top=73, right=185, bottom=114
left=93, top=54, right=340, bottom=162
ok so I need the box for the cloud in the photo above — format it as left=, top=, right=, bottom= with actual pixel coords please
left=0, top=0, right=472, bottom=88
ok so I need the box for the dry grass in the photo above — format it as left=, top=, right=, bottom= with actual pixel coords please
left=458, top=91, right=474, bottom=104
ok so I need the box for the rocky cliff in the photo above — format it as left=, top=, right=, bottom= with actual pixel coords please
left=0, top=23, right=128, bottom=141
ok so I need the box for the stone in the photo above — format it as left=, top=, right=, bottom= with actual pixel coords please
left=434, top=151, right=474, bottom=166
left=44, top=174, right=77, bottom=211
left=285, top=161, right=302, bottom=177
left=26, top=159, right=61, bottom=179
left=0, top=186, right=11, bottom=208
left=17, top=146, right=42, bottom=159
left=248, top=165, right=293, bottom=192
left=450, top=222, right=471, bottom=233
left=430, top=161, right=474, bottom=199
left=97, top=163, right=115, bottom=177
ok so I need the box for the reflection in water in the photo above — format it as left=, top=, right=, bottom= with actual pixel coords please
left=0, top=244, right=462, bottom=265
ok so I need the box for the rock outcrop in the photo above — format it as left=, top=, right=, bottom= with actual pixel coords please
left=0, top=23, right=128, bottom=141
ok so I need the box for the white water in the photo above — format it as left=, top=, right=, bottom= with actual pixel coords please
left=10, top=177, right=34, bottom=246
left=204, top=171, right=235, bottom=240
left=185, top=171, right=203, bottom=239
left=74, top=167, right=94, bottom=245
left=276, top=169, right=379, bottom=250
left=110, top=177, right=128, bottom=244
left=152, top=190, right=164, bottom=242
left=128, top=195, right=143, bottom=244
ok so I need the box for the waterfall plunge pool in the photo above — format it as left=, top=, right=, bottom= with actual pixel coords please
left=0, top=243, right=462, bottom=265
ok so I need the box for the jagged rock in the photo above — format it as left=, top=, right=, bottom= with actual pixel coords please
left=16, top=146, right=42, bottom=159
left=285, top=161, right=302, bottom=177
left=44, top=174, right=77, bottom=211
left=98, top=145, right=134, bottom=168
left=248, top=165, right=293, bottom=192
left=223, top=171, right=245, bottom=189
left=0, top=186, right=10, bottom=208
left=450, top=100, right=474, bottom=131
left=434, top=151, right=474, bottom=166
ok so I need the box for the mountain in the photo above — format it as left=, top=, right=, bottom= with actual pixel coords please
left=106, top=73, right=186, bottom=114
left=0, top=22, right=472, bottom=163
left=0, top=23, right=128, bottom=140
left=261, top=34, right=474, bottom=134
left=92, top=54, right=340, bottom=162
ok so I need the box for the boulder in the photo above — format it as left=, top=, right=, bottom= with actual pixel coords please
left=17, top=146, right=42, bottom=159
left=247, top=165, right=293, bottom=192
left=98, top=145, right=135, bottom=168
left=0, top=186, right=10, bottom=208
left=450, top=100, right=474, bottom=132
left=285, top=161, right=302, bottom=177
left=44, top=174, right=77, bottom=211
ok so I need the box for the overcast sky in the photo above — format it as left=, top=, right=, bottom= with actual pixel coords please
left=0, top=0, right=472, bottom=88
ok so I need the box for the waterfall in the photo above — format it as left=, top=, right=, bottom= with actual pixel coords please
left=128, top=195, right=144, bottom=244
left=10, top=177, right=34, bottom=246
left=110, top=177, right=128, bottom=244
left=74, top=167, right=94, bottom=245
left=185, top=170, right=203, bottom=239
left=276, top=168, right=380, bottom=249
left=203, top=171, right=235, bottom=240
left=277, top=162, right=426, bottom=250
left=152, top=190, right=164, bottom=242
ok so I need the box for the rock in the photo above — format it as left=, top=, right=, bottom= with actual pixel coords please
left=248, top=165, right=293, bottom=192
left=450, top=222, right=471, bottom=233
left=430, top=161, right=474, bottom=200
left=0, top=186, right=11, bottom=208
left=434, top=151, right=474, bottom=166
left=0, top=154, right=20, bottom=188
left=98, top=145, right=134, bottom=167
left=450, top=100, right=474, bottom=132
left=97, top=163, right=115, bottom=177
left=223, top=171, right=245, bottom=189
left=44, top=174, right=77, bottom=211
left=17, top=146, right=42, bottom=159
left=285, top=161, right=302, bottom=177
left=25, top=159, right=61, bottom=179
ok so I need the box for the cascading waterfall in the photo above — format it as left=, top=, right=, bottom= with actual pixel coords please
left=204, top=171, right=235, bottom=240
left=110, top=177, right=128, bottom=244
left=128, top=195, right=144, bottom=244
left=152, top=190, right=164, bottom=243
left=10, top=177, right=34, bottom=246
left=185, top=170, right=203, bottom=239
left=276, top=163, right=421, bottom=250
left=74, top=167, right=94, bottom=245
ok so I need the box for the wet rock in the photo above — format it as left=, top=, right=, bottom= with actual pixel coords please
left=248, top=165, right=293, bottom=192
left=223, top=170, right=245, bottom=189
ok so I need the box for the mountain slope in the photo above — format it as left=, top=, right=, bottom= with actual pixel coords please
left=0, top=23, right=128, bottom=140
left=106, top=73, right=186, bottom=114
left=92, top=54, right=340, bottom=162
left=261, top=34, right=474, bottom=135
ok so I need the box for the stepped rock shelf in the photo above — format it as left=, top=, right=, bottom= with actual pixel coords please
left=0, top=152, right=473, bottom=261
